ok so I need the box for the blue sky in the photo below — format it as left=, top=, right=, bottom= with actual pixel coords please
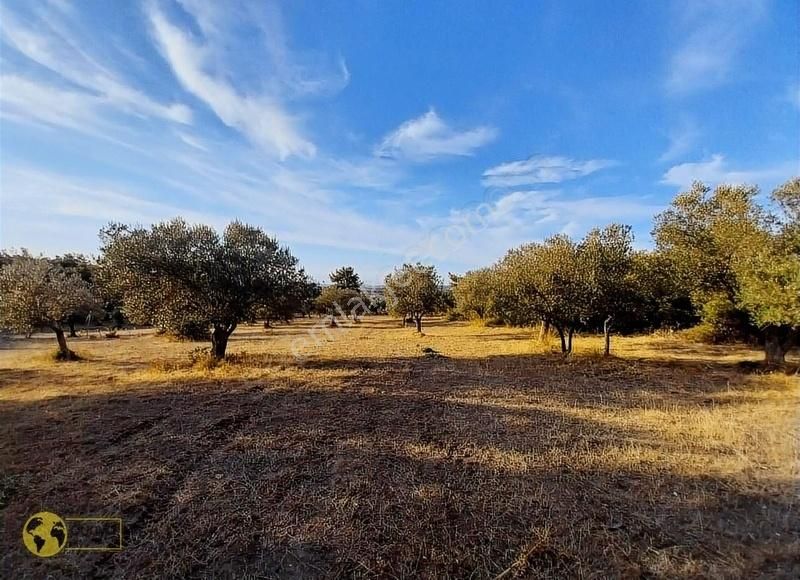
left=1, top=0, right=798, bottom=282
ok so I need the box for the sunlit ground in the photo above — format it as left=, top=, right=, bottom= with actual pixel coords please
left=1, top=316, right=798, bottom=578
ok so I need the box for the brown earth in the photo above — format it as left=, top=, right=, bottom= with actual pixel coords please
left=1, top=316, right=798, bottom=578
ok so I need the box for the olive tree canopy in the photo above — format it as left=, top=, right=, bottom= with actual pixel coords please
left=99, top=219, right=304, bottom=359
left=0, top=256, right=98, bottom=359
left=654, top=180, right=800, bottom=364
left=384, top=263, right=443, bottom=332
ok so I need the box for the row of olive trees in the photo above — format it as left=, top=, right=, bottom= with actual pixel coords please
left=2, top=179, right=796, bottom=363
left=451, top=179, right=799, bottom=363
left=0, top=219, right=442, bottom=360
left=0, top=220, right=319, bottom=360
left=453, top=224, right=643, bottom=355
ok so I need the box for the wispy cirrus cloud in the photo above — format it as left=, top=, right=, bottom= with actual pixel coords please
left=0, top=74, right=107, bottom=132
left=665, top=0, right=767, bottom=95
left=0, top=4, right=192, bottom=124
left=659, top=118, right=701, bottom=162
left=482, top=156, right=616, bottom=188
left=174, top=0, right=350, bottom=99
left=661, top=154, right=797, bottom=189
left=147, top=3, right=316, bottom=160
left=0, top=74, right=172, bottom=155
left=375, top=109, right=497, bottom=162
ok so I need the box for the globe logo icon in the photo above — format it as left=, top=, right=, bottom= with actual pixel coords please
left=22, top=512, right=68, bottom=557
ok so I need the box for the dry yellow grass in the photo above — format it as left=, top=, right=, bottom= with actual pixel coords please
left=1, top=316, right=798, bottom=578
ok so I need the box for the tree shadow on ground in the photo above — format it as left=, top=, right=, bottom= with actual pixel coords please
left=0, top=353, right=797, bottom=579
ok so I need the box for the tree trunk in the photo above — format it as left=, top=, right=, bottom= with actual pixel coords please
left=764, top=325, right=795, bottom=365
left=567, top=328, right=574, bottom=354
left=556, top=326, right=567, bottom=353
left=538, top=321, right=550, bottom=342
left=68, top=318, right=77, bottom=338
left=210, top=323, right=236, bottom=359
left=53, top=326, right=71, bottom=359
left=415, top=316, right=422, bottom=332
left=603, top=315, right=613, bottom=357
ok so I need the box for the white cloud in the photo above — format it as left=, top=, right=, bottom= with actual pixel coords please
left=0, top=5, right=192, bottom=124
left=375, top=109, right=497, bottom=161
left=666, top=0, right=766, bottom=95
left=147, top=4, right=315, bottom=159
left=412, top=189, right=661, bottom=267
left=661, top=154, right=798, bottom=189
left=177, top=132, right=209, bottom=152
left=0, top=75, right=105, bottom=132
left=0, top=74, right=165, bottom=155
left=659, top=118, right=701, bottom=162
left=1, top=165, right=214, bottom=226
left=482, top=156, right=616, bottom=188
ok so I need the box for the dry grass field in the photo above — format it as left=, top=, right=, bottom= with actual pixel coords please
left=1, top=316, right=798, bottom=578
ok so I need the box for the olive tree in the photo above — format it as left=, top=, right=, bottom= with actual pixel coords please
left=627, top=251, right=696, bottom=332
left=653, top=182, right=763, bottom=343
left=496, top=235, right=587, bottom=354
left=452, top=267, right=498, bottom=321
left=53, top=253, right=102, bottom=336
left=99, top=219, right=304, bottom=359
left=259, top=269, right=316, bottom=326
left=579, top=224, right=634, bottom=355
left=734, top=178, right=800, bottom=363
left=314, top=285, right=363, bottom=323
left=384, top=263, right=443, bottom=332
left=0, top=256, right=98, bottom=359
left=654, top=180, right=799, bottom=364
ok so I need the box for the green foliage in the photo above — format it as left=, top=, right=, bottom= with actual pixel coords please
left=314, top=286, right=366, bottom=318
left=329, top=266, right=362, bottom=291
left=0, top=255, right=98, bottom=335
left=384, top=263, right=444, bottom=329
left=258, top=270, right=318, bottom=323
left=99, top=218, right=304, bottom=358
left=627, top=252, right=696, bottom=331
left=734, top=179, right=800, bottom=330
left=491, top=227, right=636, bottom=352
left=578, top=224, right=635, bottom=326
left=298, top=278, right=322, bottom=317
left=654, top=179, right=800, bottom=362
left=653, top=181, right=767, bottom=304
left=495, top=235, right=585, bottom=340
left=52, top=253, right=105, bottom=333
left=686, top=294, right=756, bottom=344
left=452, top=267, right=498, bottom=321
